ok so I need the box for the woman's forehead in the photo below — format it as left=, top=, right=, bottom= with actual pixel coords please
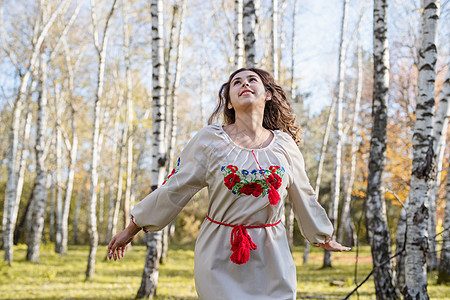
left=231, top=70, right=260, bottom=82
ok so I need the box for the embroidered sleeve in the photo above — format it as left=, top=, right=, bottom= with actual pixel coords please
left=285, top=137, right=333, bottom=246
left=130, top=128, right=209, bottom=232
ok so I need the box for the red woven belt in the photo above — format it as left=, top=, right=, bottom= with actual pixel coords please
left=206, top=215, right=281, bottom=265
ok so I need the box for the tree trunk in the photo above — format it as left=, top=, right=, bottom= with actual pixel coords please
left=324, top=0, right=348, bottom=269
left=55, top=85, right=63, bottom=253
left=428, top=70, right=449, bottom=271
left=404, top=1, right=439, bottom=298
left=338, top=37, right=362, bottom=246
left=122, top=0, right=133, bottom=233
left=289, top=0, right=298, bottom=102
left=26, top=51, right=49, bottom=263
left=136, top=0, right=166, bottom=297
left=60, top=36, right=79, bottom=254
left=366, top=0, right=400, bottom=298
left=271, top=0, right=278, bottom=80
left=437, top=156, right=450, bottom=284
left=243, top=0, right=257, bottom=67
left=86, top=0, right=117, bottom=280
left=3, top=0, right=69, bottom=263
left=235, top=0, right=244, bottom=68
left=396, top=202, right=407, bottom=292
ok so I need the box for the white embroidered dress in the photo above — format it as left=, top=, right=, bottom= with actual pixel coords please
left=131, top=124, right=333, bottom=300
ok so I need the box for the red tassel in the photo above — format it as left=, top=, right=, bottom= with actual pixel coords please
left=268, top=186, right=280, bottom=206
left=230, top=225, right=257, bottom=264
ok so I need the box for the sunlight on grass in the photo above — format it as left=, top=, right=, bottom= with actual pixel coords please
left=0, top=243, right=448, bottom=299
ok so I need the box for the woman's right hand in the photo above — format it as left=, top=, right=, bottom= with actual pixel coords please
left=107, top=222, right=142, bottom=261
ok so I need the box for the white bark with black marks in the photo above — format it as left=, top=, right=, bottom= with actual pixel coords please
left=428, top=70, right=449, bottom=271
left=235, top=0, right=244, bottom=68
left=26, top=51, right=49, bottom=263
left=243, top=0, right=257, bottom=67
left=324, top=0, right=348, bottom=268
left=137, top=0, right=166, bottom=297
left=271, top=0, right=278, bottom=80
left=86, top=0, right=117, bottom=280
left=338, top=37, right=362, bottom=246
left=366, top=0, right=399, bottom=298
left=404, top=1, right=439, bottom=298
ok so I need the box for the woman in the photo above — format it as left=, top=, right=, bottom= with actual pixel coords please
left=108, top=68, right=350, bottom=299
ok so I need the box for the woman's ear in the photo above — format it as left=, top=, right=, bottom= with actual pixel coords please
left=265, top=91, right=272, bottom=101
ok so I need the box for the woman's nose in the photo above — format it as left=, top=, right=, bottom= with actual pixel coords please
left=242, top=81, right=249, bottom=87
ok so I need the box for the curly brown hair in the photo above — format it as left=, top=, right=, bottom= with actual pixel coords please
left=207, top=67, right=302, bottom=145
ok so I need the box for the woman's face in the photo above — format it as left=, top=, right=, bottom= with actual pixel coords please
left=228, top=70, right=269, bottom=111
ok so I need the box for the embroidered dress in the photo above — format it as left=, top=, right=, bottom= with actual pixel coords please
left=131, top=124, right=333, bottom=300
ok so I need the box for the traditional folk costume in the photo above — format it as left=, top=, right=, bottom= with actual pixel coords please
left=131, top=124, right=333, bottom=300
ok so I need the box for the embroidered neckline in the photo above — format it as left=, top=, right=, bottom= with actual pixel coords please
left=218, top=125, right=278, bottom=151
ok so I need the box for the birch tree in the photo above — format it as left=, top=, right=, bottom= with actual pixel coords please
left=26, top=50, right=50, bottom=263
left=404, top=0, right=439, bottom=298
left=427, top=69, right=449, bottom=270
left=235, top=0, right=244, bottom=68
left=437, top=153, right=450, bottom=284
left=338, top=37, right=362, bottom=246
left=271, top=0, right=278, bottom=81
left=86, top=0, right=117, bottom=280
left=136, top=0, right=166, bottom=297
left=324, top=0, right=348, bottom=268
left=59, top=36, right=79, bottom=254
left=243, top=0, right=257, bottom=67
left=4, top=0, right=70, bottom=264
left=122, top=0, right=133, bottom=235
left=365, top=0, right=399, bottom=297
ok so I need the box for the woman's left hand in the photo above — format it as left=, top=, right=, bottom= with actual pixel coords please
left=319, top=240, right=351, bottom=252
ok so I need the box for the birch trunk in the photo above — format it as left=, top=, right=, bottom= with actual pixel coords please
left=162, top=0, right=186, bottom=264
left=74, top=178, right=87, bottom=245
left=243, top=0, right=257, bottom=67
left=137, top=0, right=166, bottom=297
left=396, top=202, right=407, bottom=292
left=338, top=38, right=362, bottom=246
left=26, top=51, right=49, bottom=263
left=123, top=0, right=133, bottom=230
left=235, top=0, right=244, bottom=68
left=324, top=0, right=348, bottom=268
left=55, top=84, right=64, bottom=253
left=271, top=0, right=278, bottom=81
left=289, top=0, right=298, bottom=102
left=437, top=156, right=450, bottom=284
left=112, top=131, right=125, bottom=238
left=366, top=1, right=399, bottom=298
left=404, top=1, right=439, bottom=298
left=3, top=0, right=69, bottom=264
left=428, top=70, right=449, bottom=271
left=8, top=108, right=32, bottom=247
left=86, top=0, right=117, bottom=280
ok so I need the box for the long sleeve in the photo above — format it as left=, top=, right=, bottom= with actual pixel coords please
left=131, top=127, right=210, bottom=232
left=284, top=137, right=333, bottom=246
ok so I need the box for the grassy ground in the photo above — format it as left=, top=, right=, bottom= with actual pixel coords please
left=0, top=243, right=448, bottom=299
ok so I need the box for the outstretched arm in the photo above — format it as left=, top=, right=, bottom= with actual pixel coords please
left=107, top=222, right=142, bottom=261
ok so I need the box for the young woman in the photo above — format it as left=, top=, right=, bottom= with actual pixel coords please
left=108, top=68, right=350, bottom=299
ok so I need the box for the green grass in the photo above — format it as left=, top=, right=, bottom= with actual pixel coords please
left=0, top=243, right=448, bottom=299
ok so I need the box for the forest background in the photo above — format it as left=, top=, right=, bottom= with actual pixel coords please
left=0, top=0, right=449, bottom=299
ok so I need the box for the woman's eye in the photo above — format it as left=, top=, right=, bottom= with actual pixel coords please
left=250, top=78, right=256, bottom=82
left=233, top=81, right=240, bottom=85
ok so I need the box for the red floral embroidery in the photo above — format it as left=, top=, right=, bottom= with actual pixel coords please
left=227, top=165, right=238, bottom=173
left=221, top=164, right=285, bottom=198
left=240, top=182, right=263, bottom=197
left=269, top=166, right=280, bottom=172
left=224, top=173, right=241, bottom=189
left=267, top=173, right=282, bottom=189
